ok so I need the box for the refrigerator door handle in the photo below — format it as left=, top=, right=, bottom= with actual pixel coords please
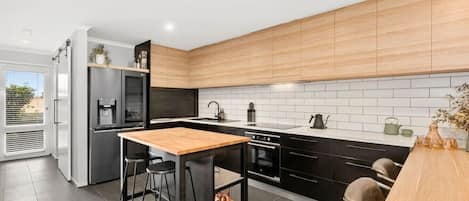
left=54, top=98, right=61, bottom=124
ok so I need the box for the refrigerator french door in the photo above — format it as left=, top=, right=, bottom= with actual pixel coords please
left=54, top=44, right=72, bottom=181
left=88, top=68, right=147, bottom=184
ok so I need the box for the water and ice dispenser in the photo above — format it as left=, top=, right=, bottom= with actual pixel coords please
left=97, top=98, right=117, bottom=126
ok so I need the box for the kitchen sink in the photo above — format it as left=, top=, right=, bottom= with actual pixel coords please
left=191, top=117, right=240, bottom=123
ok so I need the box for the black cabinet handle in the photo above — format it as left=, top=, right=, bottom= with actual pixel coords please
left=345, top=162, right=371, bottom=170
left=346, top=145, right=386, bottom=152
left=289, top=174, right=318, bottom=184
left=289, top=152, right=319, bottom=160
left=290, top=137, right=319, bottom=143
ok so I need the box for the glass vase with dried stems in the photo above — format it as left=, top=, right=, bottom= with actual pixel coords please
left=433, top=83, right=469, bottom=152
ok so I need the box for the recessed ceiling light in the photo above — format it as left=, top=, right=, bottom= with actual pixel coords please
left=21, top=39, right=31, bottom=44
left=164, top=22, right=175, bottom=32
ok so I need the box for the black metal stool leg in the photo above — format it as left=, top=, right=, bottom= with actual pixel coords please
left=131, top=162, right=138, bottom=201
left=120, top=161, right=129, bottom=201
left=187, top=168, right=197, bottom=201
left=164, top=174, right=171, bottom=201
left=159, top=174, right=164, bottom=201
left=142, top=173, right=149, bottom=201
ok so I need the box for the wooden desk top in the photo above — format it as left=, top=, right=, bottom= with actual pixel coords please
left=118, top=127, right=250, bottom=155
left=386, top=145, right=469, bottom=201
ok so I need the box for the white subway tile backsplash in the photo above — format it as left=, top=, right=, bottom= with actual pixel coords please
left=394, top=89, right=429, bottom=98
left=363, top=107, right=393, bottom=115
left=378, top=79, right=411, bottom=89
left=364, top=89, right=393, bottom=98
left=451, top=76, right=469, bottom=87
left=394, top=107, right=429, bottom=117
left=198, top=72, right=467, bottom=134
left=378, top=98, right=410, bottom=107
left=412, top=77, right=450, bottom=88
left=337, top=106, right=362, bottom=114
left=411, top=98, right=449, bottom=108
left=338, top=90, right=363, bottom=98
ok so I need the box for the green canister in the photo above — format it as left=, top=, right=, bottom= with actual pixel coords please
left=384, top=117, right=402, bottom=135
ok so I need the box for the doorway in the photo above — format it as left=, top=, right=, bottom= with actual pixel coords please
left=0, top=64, right=51, bottom=161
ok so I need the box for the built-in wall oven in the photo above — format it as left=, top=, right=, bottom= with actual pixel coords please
left=246, top=131, right=281, bottom=183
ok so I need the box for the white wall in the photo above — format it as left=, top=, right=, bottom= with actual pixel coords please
left=199, top=72, right=469, bottom=147
left=70, top=28, right=89, bottom=187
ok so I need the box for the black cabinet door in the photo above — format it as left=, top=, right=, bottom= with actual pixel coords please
left=333, top=156, right=376, bottom=184
left=335, top=140, right=410, bottom=164
left=281, top=148, right=333, bottom=178
left=281, top=169, right=336, bottom=201
left=281, top=135, right=331, bottom=153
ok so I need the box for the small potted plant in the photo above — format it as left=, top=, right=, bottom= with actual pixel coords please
left=89, top=44, right=110, bottom=65
left=433, top=83, right=469, bottom=151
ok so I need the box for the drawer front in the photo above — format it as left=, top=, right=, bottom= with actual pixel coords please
left=281, top=170, right=335, bottom=201
left=335, top=140, right=410, bottom=164
left=333, top=157, right=376, bottom=184
left=281, top=148, right=333, bottom=178
left=281, top=135, right=330, bottom=153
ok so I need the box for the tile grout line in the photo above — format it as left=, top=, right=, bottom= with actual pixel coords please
left=26, top=162, right=40, bottom=201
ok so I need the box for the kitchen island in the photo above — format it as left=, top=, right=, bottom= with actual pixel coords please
left=118, top=127, right=251, bottom=201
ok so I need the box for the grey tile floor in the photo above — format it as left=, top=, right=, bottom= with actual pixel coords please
left=0, top=156, right=294, bottom=201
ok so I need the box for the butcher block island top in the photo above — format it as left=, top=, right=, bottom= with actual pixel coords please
left=118, top=127, right=250, bottom=155
left=386, top=145, right=469, bottom=201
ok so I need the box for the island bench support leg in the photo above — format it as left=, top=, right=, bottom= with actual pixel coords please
left=175, top=155, right=187, bottom=201
left=241, top=143, right=248, bottom=201
left=120, top=138, right=128, bottom=201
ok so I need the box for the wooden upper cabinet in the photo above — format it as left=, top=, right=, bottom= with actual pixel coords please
left=432, top=0, right=469, bottom=72
left=377, top=0, right=431, bottom=76
left=230, top=29, right=273, bottom=85
left=272, top=21, right=302, bottom=82
left=301, top=12, right=335, bottom=81
left=335, top=0, right=377, bottom=79
left=150, top=44, right=189, bottom=88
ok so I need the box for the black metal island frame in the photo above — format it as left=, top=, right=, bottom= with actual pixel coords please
left=118, top=127, right=251, bottom=201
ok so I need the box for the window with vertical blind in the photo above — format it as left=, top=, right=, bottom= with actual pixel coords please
left=5, top=71, right=45, bottom=125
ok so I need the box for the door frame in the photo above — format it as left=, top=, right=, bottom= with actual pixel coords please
left=0, top=63, right=52, bottom=161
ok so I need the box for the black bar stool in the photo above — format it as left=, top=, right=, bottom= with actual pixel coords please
left=142, top=161, right=197, bottom=201
left=120, top=153, right=163, bottom=201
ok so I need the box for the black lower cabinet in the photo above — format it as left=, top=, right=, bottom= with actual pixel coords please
left=281, top=169, right=338, bottom=201
left=281, top=148, right=333, bottom=178
left=333, top=157, right=376, bottom=184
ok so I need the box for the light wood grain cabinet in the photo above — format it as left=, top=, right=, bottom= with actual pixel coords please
left=377, top=0, right=431, bottom=75
left=150, top=44, right=189, bottom=88
left=335, top=0, right=377, bottom=79
left=150, top=0, right=469, bottom=89
left=272, top=21, right=302, bottom=82
left=301, top=12, right=335, bottom=81
left=432, top=0, right=469, bottom=72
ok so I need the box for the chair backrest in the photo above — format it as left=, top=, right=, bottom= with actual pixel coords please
left=371, top=158, right=399, bottom=181
left=343, top=177, right=385, bottom=201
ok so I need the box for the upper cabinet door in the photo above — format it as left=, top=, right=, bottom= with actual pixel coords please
left=272, top=21, right=302, bottom=82
left=377, top=0, right=431, bottom=76
left=432, top=0, right=469, bottom=72
left=335, top=0, right=377, bottom=79
left=150, top=45, right=168, bottom=87
left=301, top=12, right=335, bottom=81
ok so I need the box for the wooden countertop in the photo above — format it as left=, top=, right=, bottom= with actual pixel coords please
left=118, top=127, right=250, bottom=155
left=386, top=145, right=469, bottom=201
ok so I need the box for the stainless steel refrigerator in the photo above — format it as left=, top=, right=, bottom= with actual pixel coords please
left=88, top=67, right=147, bottom=184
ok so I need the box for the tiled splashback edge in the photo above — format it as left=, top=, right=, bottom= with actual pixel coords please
left=199, top=72, right=469, bottom=145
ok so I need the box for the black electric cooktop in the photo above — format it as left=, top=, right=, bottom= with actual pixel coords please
left=245, top=123, right=300, bottom=130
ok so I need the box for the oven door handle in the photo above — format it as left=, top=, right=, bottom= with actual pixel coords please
left=248, top=142, right=277, bottom=150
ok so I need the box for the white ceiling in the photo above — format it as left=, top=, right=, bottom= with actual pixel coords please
left=0, top=0, right=363, bottom=53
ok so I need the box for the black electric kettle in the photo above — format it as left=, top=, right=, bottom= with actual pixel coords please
left=309, top=114, right=330, bottom=129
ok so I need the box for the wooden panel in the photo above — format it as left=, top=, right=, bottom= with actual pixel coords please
left=335, top=0, right=377, bottom=79
left=301, top=12, right=335, bottom=80
left=432, top=0, right=469, bottom=72
left=377, top=0, right=431, bottom=75
left=118, top=127, right=250, bottom=155
left=386, top=146, right=469, bottom=201
left=272, top=21, right=302, bottom=82
left=150, top=44, right=190, bottom=88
